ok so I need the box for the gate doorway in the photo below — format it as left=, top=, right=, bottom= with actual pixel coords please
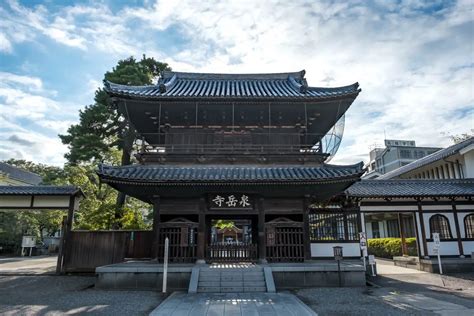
left=207, top=216, right=258, bottom=262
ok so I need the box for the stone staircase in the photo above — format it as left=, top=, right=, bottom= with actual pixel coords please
left=196, top=265, right=268, bottom=293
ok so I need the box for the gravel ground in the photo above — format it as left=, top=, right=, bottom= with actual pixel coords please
left=293, top=287, right=425, bottom=316
left=0, top=275, right=165, bottom=316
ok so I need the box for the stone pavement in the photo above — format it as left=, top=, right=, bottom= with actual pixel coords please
left=371, top=259, right=474, bottom=315
left=150, top=292, right=317, bottom=316
left=0, top=255, right=57, bottom=274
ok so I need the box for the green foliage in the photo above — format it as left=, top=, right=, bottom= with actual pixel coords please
left=368, top=238, right=417, bottom=258
left=59, top=55, right=171, bottom=166
left=214, top=220, right=236, bottom=229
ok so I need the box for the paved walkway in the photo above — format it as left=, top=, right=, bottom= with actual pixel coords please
left=371, top=259, right=474, bottom=315
left=0, top=256, right=57, bottom=274
left=150, top=292, right=316, bottom=316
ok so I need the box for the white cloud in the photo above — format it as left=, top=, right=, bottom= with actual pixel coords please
left=0, top=0, right=472, bottom=167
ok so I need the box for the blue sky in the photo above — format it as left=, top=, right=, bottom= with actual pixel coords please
left=0, top=0, right=472, bottom=166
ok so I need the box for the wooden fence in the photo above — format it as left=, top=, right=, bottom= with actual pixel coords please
left=207, top=243, right=258, bottom=262
left=266, top=226, right=304, bottom=262
left=63, top=230, right=153, bottom=272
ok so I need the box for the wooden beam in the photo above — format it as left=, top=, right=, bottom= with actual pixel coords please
left=417, top=200, right=429, bottom=258
left=451, top=200, right=464, bottom=257
left=56, top=215, right=67, bottom=275
left=398, top=213, right=408, bottom=256
left=303, top=196, right=311, bottom=261
left=257, top=197, right=266, bottom=262
left=197, top=198, right=206, bottom=262
left=60, top=196, right=76, bottom=274
left=151, top=197, right=161, bottom=260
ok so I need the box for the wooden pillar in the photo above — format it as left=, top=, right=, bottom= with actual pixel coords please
left=152, top=197, right=161, bottom=260
left=417, top=200, right=429, bottom=258
left=451, top=200, right=464, bottom=257
left=398, top=213, right=408, bottom=256
left=56, top=215, right=67, bottom=275
left=59, top=196, right=76, bottom=274
left=257, top=197, right=266, bottom=262
left=412, top=212, right=422, bottom=258
left=303, top=196, right=311, bottom=261
left=197, top=197, right=206, bottom=262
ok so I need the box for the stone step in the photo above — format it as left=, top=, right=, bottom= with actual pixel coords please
left=197, top=287, right=221, bottom=293
left=220, top=281, right=244, bottom=287
left=244, top=287, right=267, bottom=292
left=198, top=281, right=220, bottom=287
left=243, top=281, right=266, bottom=287
left=243, top=274, right=265, bottom=280
left=221, top=287, right=244, bottom=293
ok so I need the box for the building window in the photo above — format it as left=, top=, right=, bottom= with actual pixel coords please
left=371, top=221, right=381, bottom=238
left=400, top=149, right=412, bottom=159
left=465, top=214, right=474, bottom=238
left=309, top=212, right=359, bottom=241
left=429, top=214, right=452, bottom=239
left=387, top=219, right=400, bottom=237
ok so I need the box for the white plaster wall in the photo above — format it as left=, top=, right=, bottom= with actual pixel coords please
left=456, top=205, right=474, bottom=210
left=311, top=243, right=360, bottom=257
left=427, top=241, right=459, bottom=256
left=463, top=148, right=474, bottom=178
left=360, top=205, right=418, bottom=212
left=423, top=213, right=458, bottom=238
left=33, top=196, right=70, bottom=208
left=462, top=241, right=474, bottom=256
left=0, top=196, right=31, bottom=207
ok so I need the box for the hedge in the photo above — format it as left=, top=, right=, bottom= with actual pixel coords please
left=367, top=238, right=417, bottom=258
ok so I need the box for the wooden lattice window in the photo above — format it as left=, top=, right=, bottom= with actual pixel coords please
left=429, top=214, right=452, bottom=239
left=464, top=214, right=474, bottom=238
left=309, top=212, right=359, bottom=241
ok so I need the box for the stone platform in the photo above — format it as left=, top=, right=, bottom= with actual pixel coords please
left=95, top=260, right=366, bottom=291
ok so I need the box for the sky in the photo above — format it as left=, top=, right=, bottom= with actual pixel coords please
left=0, top=0, right=472, bottom=166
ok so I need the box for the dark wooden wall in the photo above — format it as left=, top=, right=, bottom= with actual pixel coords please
left=63, top=230, right=153, bottom=272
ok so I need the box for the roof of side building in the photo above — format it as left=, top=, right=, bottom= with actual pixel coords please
left=0, top=162, right=42, bottom=185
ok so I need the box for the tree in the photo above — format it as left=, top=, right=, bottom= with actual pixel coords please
left=59, top=55, right=170, bottom=219
left=449, top=129, right=473, bottom=144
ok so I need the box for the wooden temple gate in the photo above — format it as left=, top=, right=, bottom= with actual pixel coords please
left=265, top=217, right=304, bottom=262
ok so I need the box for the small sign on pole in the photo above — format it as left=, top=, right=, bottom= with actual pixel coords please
left=432, top=233, right=443, bottom=274
left=368, top=255, right=376, bottom=276
left=162, top=237, right=169, bottom=293
left=333, top=246, right=343, bottom=287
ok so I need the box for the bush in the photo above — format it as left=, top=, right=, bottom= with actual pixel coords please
left=367, top=238, right=417, bottom=258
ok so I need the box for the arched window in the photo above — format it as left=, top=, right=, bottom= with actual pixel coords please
left=465, top=214, right=474, bottom=238
left=429, top=214, right=452, bottom=239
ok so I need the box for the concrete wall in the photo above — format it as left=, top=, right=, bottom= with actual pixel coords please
left=96, top=272, right=191, bottom=291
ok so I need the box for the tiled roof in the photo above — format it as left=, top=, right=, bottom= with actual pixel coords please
left=346, top=179, right=474, bottom=198
left=0, top=162, right=42, bottom=185
left=378, top=137, right=474, bottom=179
left=98, top=163, right=364, bottom=184
left=0, top=185, right=82, bottom=196
left=105, top=70, right=360, bottom=100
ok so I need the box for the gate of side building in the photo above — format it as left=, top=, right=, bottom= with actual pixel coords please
left=266, top=217, right=304, bottom=262
left=157, top=218, right=198, bottom=263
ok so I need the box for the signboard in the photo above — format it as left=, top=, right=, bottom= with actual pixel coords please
left=21, top=236, right=35, bottom=248
left=433, top=233, right=440, bottom=249
left=333, top=246, right=343, bottom=261
left=432, top=233, right=443, bottom=274
left=209, top=194, right=253, bottom=210
left=368, top=255, right=375, bottom=265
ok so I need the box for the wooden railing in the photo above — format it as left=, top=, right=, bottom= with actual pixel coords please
left=207, top=243, right=258, bottom=262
